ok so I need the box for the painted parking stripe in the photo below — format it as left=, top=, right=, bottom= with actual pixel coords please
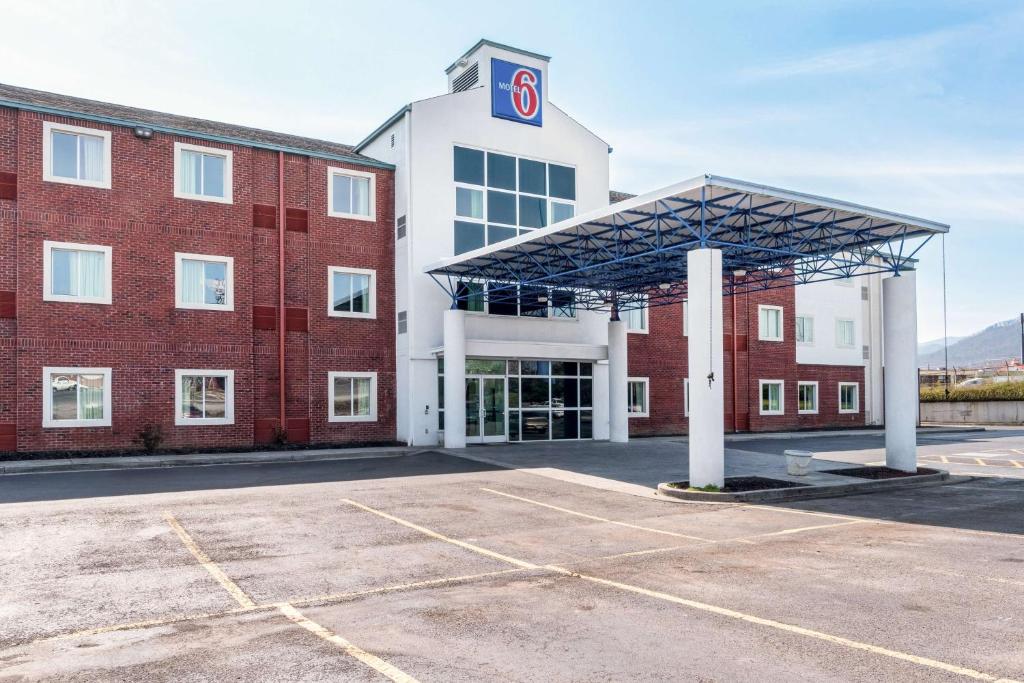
left=480, top=488, right=713, bottom=542
left=163, top=512, right=256, bottom=609
left=342, top=497, right=1021, bottom=683
left=278, top=604, right=420, bottom=683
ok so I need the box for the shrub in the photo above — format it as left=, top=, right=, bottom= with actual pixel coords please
left=920, top=382, right=1024, bottom=402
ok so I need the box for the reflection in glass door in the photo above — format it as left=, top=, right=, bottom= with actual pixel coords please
left=466, top=376, right=506, bottom=443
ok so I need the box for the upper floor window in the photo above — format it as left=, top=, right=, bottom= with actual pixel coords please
left=758, top=305, right=783, bottom=341
left=174, top=142, right=232, bottom=203
left=452, top=145, right=575, bottom=254
left=42, top=366, right=111, bottom=428
left=455, top=280, right=576, bottom=319
left=175, top=252, right=233, bottom=311
left=623, top=297, right=648, bottom=333
left=796, top=315, right=814, bottom=344
left=328, top=167, right=375, bottom=220
left=836, top=319, right=855, bottom=348
left=176, top=369, right=234, bottom=426
left=43, top=122, right=111, bottom=189
left=43, top=241, right=112, bottom=305
left=328, top=266, right=376, bottom=318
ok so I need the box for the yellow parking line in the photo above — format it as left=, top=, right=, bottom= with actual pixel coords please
left=340, top=498, right=538, bottom=569
left=1010, top=460, right=1023, bottom=469
left=163, top=512, right=256, bottom=609
left=940, top=455, right=950, bottom=464
left=480, top=488, right=713, bottom=542
left=278, top=604, right=420, bottom=683
left=342, top=497, right=1019, bottom=682
left=975, top=458, right=987, bottom=466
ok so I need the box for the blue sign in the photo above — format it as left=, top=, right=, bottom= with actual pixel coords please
left=491, top=58, right=543, bottom=127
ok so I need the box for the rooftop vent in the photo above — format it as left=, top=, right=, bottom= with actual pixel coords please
left=451, top=62, right=479, bottom=93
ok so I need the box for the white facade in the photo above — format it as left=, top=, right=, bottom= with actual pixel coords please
left=359, top=40, right=613, bottom=446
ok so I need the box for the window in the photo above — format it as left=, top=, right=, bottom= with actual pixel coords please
left=798, top=381, right=818, bottom=414
left=42, top=122, right=111, bottom=189
left=836, top=319, right=855, bottom=348
left=623, top=297, right=648, bottom=333
left=796, top=315, right=814, bottom=344
left=758, top=305, right=783, bottom=341
left=43, top=241, right=112, bottom=304
left=682, top=300, right=688, bottom=336
left=627, top=378, right=649, bottom=417
left=328, top=266, right=375, bottom=318
left=328, top=372, right=377, bottom=422
left=759, top=380, right=784, bottom=415
left=839, top=382, right=859, bottom=413
left=175, top=253, right=234, bottom=311
left=328, top=167, right=375, bottom=220
left=174, top=142, right=232, bottom=203
left=683, top=378, right=690, bottom=417
left=506, top=360, right=593, bottom=440
left=42, top=367, right=111, bottom=428
left=452, top=145, right=575, bottom=254
left=455, top=280, right=575, bottom=319
left=175, top=370, right=234, bottom=426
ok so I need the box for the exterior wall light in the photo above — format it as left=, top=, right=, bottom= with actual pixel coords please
left=133, top=126, right=153, bottom=139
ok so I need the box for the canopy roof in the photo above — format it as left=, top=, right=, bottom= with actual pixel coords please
left=426, top=174, right=948, bottom=311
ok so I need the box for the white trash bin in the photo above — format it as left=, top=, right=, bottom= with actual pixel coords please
left=785, top=449, right=814, bottom=476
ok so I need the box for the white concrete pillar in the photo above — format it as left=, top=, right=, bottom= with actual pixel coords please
left=607, top=318, right=628, bottom=443
left=883, top=270, right=918, bottom=472
left=443, top=309, right=467, bottom=449
left=687, top=248, right=725, bottom=488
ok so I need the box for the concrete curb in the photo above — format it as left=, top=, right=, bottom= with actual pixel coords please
left=721, top=426, right=984, bottom=442
left=0, top=447, right=422, bottom=475
left=656, top=468, right=950, bottom=503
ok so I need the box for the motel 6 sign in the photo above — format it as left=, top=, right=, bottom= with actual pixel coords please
left=491, top=58, right=543, bottom=127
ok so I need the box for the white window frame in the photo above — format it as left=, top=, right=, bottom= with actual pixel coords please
left=42, top=366, right=112, bottom=428
left=758, top=305, right=784, bottom=342
left=627, top=377, right=649, bottom=418
left=759, top=379, right=785, bottom=416
left=42, top=121, right=112, bottom=189
left=174, top=252, right=234, bottom=311
left=327, top=266, right=377, bottom=319
left=797, top=381, right=819, bottom=415
left=624, top=296, right=649, bottom=334
left=796, top=315, right=814, bottom=345
left=328, top=371, right=378, bottom=423
left=683, top=377, right=690, bottom=417
left=174, top=369, right=235, bottom=426
left=42, top=240, right=113, bottom=305
left=328, top=167, right=376, bottom=221
left=836, top=318, right=856, bottom=349
left=682, top=300, right=688, bottom=337
left=839, top=382, right=860, bottom=414
left=173, top=142, right=233, bottom=204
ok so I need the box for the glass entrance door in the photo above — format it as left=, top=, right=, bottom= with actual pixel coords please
left=466, top=376, right=506, bottom=443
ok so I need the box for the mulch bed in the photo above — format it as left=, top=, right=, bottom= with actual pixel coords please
left=668, top=476, right=809, bottom=493
left=821, top=466, right=938, bottom=480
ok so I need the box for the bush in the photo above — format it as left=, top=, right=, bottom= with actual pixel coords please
left=920, top=382, right=1024, bottom=402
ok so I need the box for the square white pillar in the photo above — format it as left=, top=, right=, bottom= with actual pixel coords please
left=443, top=309, right=467, bottom=449
left=687, top=248, right=725, bottom=488
left=883, top=271, right=918, bottom=472
left=607, top=318, right=629, bottom=443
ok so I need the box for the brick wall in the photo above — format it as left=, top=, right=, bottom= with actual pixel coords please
left=628, top=283, right=865, bottom=435
left=0, top=106, right=395, bottom=453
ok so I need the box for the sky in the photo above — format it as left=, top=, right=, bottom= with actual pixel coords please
left=2, top=0, right=1021, bottom=342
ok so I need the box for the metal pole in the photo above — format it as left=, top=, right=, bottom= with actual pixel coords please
left=1019, top=312, right=1023, bottom=365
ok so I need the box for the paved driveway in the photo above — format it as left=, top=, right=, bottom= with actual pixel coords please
left=0, top=447, right=1022, bottom=681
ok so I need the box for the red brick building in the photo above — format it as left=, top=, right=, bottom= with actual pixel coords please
left=0, top=84, right=396, bottom=453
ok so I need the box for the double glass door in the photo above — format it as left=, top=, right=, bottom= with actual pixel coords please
left=466, top=376, right=506, bottom=443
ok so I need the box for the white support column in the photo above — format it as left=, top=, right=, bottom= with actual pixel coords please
left=883, top=270, right=918, bottom=472
left=607, top=318, right=628, bottom=443
left=687, top=248, right=725, bottom=488
left=443, top=309, right=467, bottom=449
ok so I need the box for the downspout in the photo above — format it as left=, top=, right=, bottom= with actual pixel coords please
left=278, top=151, right=286, bottom=434
left=731, top=281, right=738, bottom=432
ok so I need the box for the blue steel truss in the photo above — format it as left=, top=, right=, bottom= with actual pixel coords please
left=426, top=175, right=946, bottom=312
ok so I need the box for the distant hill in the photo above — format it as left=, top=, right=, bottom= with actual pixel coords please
left=919, top=318, right=1021, bottom=368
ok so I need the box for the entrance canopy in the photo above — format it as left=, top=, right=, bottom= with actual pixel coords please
left=425, top=174, right=949, bottom=312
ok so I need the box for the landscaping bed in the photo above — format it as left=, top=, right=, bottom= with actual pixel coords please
left=821, top=466, right=940, bottom=480
left=665, top=476, right=808, bottom=493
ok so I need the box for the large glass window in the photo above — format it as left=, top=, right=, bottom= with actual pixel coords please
left=329, top=267, right=375, bottom=318
left=175, top=253, right=233, bottom=310
left=43, top=367, right=111, bottom=428
left=452, top=146, right=576, bottom=254
left=43, top=241, right=112, bottom=305
left=507, top=360, right=593, bottom=441
left=174, top=143, right=232, bottom=203
left=454, top=281, right=575, bottom=319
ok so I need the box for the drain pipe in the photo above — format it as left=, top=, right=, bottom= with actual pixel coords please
left=731, top=280, right=738, bottom=432
left=278, top=151, right=287, bottom=435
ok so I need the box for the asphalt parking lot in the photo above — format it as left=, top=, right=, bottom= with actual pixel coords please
left=1, top=448, right=1022, bottom=681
